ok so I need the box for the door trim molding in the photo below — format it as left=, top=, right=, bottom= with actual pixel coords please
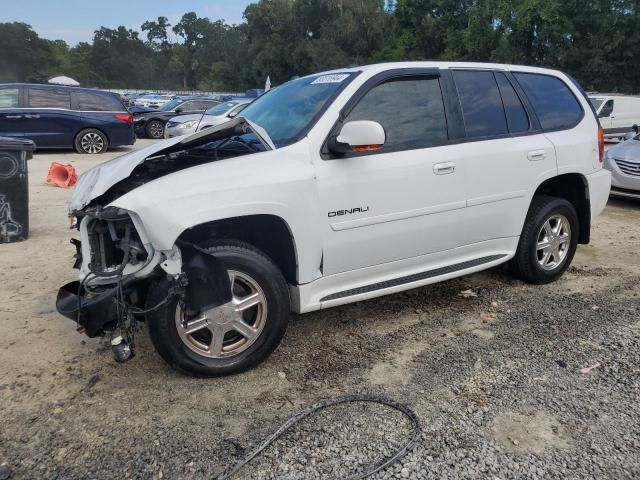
left=319, top=254, right=506, bottom=301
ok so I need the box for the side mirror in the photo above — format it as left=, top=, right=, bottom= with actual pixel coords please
left=175, top=107, right=183, bottom=114
left=330, top=120, right=386, bottom=154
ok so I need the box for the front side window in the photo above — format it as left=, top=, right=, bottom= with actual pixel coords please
left=344, top=76, right=448, bottom=151
left=514, top=73, right=583, bottom=131
left=28, top=88, right=71, bottom=109
left=0, top=88, right=19, bottom=108
left=453, top=70, right=508, bottom=138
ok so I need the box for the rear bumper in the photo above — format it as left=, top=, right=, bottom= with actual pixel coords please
left=585, top=169, right=611, bottom=220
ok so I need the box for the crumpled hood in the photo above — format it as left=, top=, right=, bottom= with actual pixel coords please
left=607, top=138, right=640, bottom=163
left=69, top=117, right=266, bottom=211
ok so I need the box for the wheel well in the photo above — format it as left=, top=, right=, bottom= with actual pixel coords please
left=177, top=215, right=298, bottom=284
left=533, top=174, right=591, bottom=244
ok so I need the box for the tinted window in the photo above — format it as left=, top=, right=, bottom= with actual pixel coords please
left=0, top=88, right=19, bottom=108
left=453, top=70, right=507, bottom=138
left=345, top=77, right=448, bottom=150
left=180, top=101, right=200, bottom=111
left=201, top=100, right=218, bottom=109
left=514, top=73, right=583, bottom=130
left=495, top=72, right=530, bottom=133
left=76, top=92, right=122, bottom=111
left=599, top=100, right=613, bottom=118
left=28, top=88, right=71, bottom=109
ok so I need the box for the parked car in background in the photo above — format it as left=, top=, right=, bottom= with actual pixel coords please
left=133, top=97, right=219, bottom=139
left=164, top=98, right=251, bottom=138
left=131, top=94, right=173, bottom=109
left=58, top=62, right=610, bottom=375
left=589, top=94, right=640, bottom=140
left=604, top=127, right=640, bottom=199
left=0, top=83, right=134, bottom=154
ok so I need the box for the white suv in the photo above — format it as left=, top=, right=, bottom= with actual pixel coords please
left=56, top=62, right=611, bottom=376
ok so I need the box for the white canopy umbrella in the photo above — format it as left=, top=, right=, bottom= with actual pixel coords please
left=48, top=76, right=80, bottom=86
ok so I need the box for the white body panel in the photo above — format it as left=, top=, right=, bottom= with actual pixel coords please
left=591, top=95, right=640, bottom=137
left=71, top=61, right=611, bottom=314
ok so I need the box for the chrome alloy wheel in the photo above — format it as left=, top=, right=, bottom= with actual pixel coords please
left=175, top=270, right=268, bottom=358
left=80, top=132, right=104, bottom=153
left=536, top=214, right=571, bottom=271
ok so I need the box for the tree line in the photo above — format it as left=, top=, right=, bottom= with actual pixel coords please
left=0, top=0, right=638, bottom=93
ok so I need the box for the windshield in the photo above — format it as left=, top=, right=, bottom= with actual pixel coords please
left=590, top=98, right=605, bottom=111
left=239, top=72, right=355, bottom=147
left=159, top=98, right=184, bottom=111
left=206, top=101, right=242, bottom=116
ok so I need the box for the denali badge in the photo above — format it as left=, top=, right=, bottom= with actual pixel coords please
left=328, top=206, right=370, bottom=217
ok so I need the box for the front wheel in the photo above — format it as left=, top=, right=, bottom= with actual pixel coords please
left=511, top=195, right=579, bottom=284
left=147, top=241, right=290, bottom=376
left=145, top=120, right=165, bottom=139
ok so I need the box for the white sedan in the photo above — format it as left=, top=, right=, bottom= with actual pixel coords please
left=164, top=99, right=251, bottom=138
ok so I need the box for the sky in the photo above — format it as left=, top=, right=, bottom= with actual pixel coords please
left=2, top=0, right=255, bottom=46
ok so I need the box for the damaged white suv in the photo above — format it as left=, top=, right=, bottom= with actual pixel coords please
left=57, top=62, right=611, bottom=376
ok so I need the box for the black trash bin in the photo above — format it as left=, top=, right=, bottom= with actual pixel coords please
left=0, top=137, right=35, bottom=243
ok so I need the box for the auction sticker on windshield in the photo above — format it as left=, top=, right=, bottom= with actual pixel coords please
left=311, top=74, right=350, bottom=84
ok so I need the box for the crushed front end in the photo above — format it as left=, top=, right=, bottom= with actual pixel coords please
left=56, top=206, right=231, bottom=362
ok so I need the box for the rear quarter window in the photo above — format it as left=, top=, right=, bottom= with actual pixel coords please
left=514, top=73, right=583, bottom=131
left=76, top=92, right=124, bottom=111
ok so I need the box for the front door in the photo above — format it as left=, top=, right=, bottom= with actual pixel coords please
left=314, top=72, right=469, bottom=276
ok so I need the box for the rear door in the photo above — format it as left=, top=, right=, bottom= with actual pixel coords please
left=0, top=86, right=25, bottom=138
left=24, top=87, right=77, bottom=147
left=455, top=70, right=557, bottom=244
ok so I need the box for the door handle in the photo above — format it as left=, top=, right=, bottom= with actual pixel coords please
left=433, top=162, right=456, bottom=175
left=527, top=150, right=547, bottom=161
left=5, top=115, right=22, bottom=119
left=24, top=114, right=40, bottom=119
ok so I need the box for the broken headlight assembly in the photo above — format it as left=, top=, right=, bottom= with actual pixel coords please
left=84, top=207, right=149, bottom=277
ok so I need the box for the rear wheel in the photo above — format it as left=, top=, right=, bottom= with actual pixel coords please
left=511, top=195, right=579, bottom=284
left=145, top=120, right=165, bottom=139
left=74, top=129, right=108, bottom=154
left=147, top=241, right=290, bottom=376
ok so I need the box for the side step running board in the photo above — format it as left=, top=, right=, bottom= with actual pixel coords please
left=320, top=254, right=507, bottom=302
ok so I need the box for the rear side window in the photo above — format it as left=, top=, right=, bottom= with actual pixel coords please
left=453, top=71, right=508, bottom=138
left=76, top=92, right=123, bottom=111
left=598, top=100, right=613, bottom=118
left=28, top=88, right=71, bottom=109
left=0, top=88, right=19, bottom=108
left=514, top=73, right=583, bottom=131
left=346, top=77, right=448, bottom=150
left=495, top=73, right=530, bottom=133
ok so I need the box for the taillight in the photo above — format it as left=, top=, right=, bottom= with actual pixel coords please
left=115, top=113, right=133, bottom=124
left=598, top=125, right=604, bottom=162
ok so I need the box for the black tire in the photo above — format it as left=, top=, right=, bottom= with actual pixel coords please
left=147, top=241, right=290, bottom=376
left=145, top=120, right=165, bottom=139
left=74, top=128, right=108, bottom=154
left=511, top=195, right=579, bottom=284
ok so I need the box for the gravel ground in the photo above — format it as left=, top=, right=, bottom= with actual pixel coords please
left=0, top=141, right=639, bottom=479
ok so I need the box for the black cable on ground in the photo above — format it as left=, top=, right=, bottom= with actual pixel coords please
left=213, top=394, right=422, bottom=480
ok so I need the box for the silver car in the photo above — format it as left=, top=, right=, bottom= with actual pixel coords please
left=605, top=132, right=640, bottom=199
left=164, top=99, right=251, bottom=138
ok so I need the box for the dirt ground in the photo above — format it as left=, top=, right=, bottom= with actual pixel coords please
left=0, top=141, right=639, bottom=479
